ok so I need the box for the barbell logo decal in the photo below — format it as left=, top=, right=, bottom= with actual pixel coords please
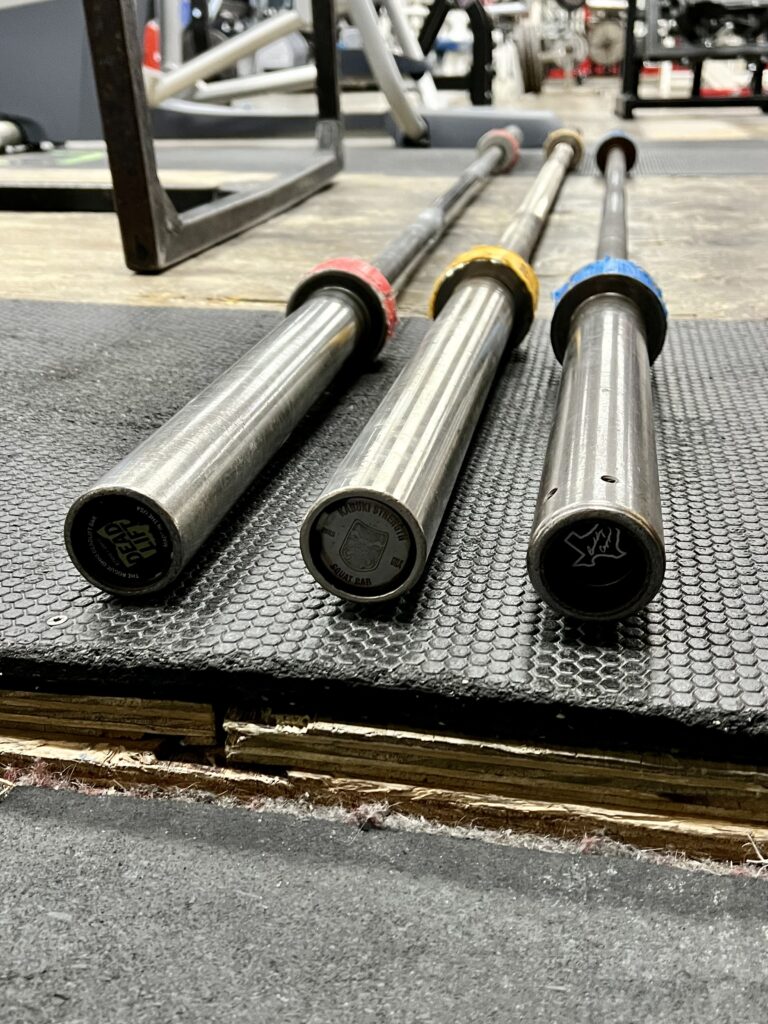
left=565, top=524, right=626, bottom=568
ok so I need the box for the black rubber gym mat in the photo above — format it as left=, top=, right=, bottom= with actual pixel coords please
left=1, top=302, right=767, bottom=758
left=1, top=139, right=766, bottom=179
left=575, top=139, right=768, bottom=177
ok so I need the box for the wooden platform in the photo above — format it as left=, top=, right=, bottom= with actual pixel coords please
left=0, top=160, right=765, bottom=320
left=2, top=711, right=767, bottom=861
left=1, top=77, right=767, bottom=320
left=2, top=81, right=767, bottom=862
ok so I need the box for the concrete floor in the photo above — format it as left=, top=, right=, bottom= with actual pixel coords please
left=1, top=786, right=767, bottom=1024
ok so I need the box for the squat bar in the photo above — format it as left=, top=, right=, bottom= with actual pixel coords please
left=65, top=127, right=523, bottom=596
left=300, top=128, right=584, bottom=603
left=527, top=132, right=667, bottom=622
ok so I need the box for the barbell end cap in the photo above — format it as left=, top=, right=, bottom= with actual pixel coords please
left=64, top=486, right=184, bottom=597
left=550, top=257, right=668, bottom=364
left=527, top=506, right=666, bottom=622
left=595, top=130, right=637, bottom=175
left=286, top=257, right=398, bottom=361
left=543, top=127, right=585, bottom=170
left=476, top=125, right=523, bottom=173
left=300, top=487, right=428, bottom=604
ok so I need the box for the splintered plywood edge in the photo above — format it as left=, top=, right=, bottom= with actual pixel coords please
left=223, top=714, right=768, bottom=828
left=0, top=732, right=290, bottom=800
left=293, top=771, right=768, bottom=863
left=0, top=691, right=216, bottom=745
left=1, top=732, right=766, bottom=863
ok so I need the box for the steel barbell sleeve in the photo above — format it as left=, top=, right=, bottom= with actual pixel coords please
left=527, top=131, right=667, bottom=622
left=65, top=127, right=523, bottom=596
left=300, top=128, right=584, bottom=603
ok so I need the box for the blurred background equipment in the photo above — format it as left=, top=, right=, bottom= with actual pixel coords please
left=617, top=0, right=768, bottom=115
left=0, top=0, right=560, bottom=147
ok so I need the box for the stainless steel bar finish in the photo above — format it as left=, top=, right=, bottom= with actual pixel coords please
left=527, top=144, right=665, bottom=621
left=597, top=147, right=628, bottom=260
left=301, top=141, right=577, bottom=603
left=66, top=294, right=363, bottom=595
left=375, top=144, right=503, bottom=291
left=66, top=135, right=513, bottom=595
left=499, top=141, right=575, bottom=260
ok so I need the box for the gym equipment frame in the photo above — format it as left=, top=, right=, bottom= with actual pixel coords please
left=0, top=0, right=342, bottom=273
left=84, top=0, right=342, bottom=272
left=419, top=0, right=496, bottom=105
left=617, top=0, right=768, bottom=117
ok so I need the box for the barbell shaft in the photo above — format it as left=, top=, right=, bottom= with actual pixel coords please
left=375, top=142, right=507, bottom=290
left=301, top=278, right=515, bottom=600
left=527, top=139, right=665, bottom=621
left=597, top=147, right=628, bottom=260
left=301, top=138, right=580, bottom=603
left=499, top=142, right=576, bottom=255
left=65, top=132, right=518, bottom=596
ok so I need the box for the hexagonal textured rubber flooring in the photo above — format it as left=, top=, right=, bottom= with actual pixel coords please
left=1, top=301, right=767, bottom=758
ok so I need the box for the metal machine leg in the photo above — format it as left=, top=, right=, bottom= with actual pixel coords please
left=418, top=0, right=495, bottom=105
left=81, top=0, right=342, bottom=272
left=691, top=61, right=703, bottom=97
left=381, top=0, right=440, bottom=108
left=347, top=0, right=429, bottom=142
left=158, top=0, right=185, bottom=72
left=146, top=10, right=304, bottom=106
left=527, top=132, right=668, bottom=621
left=300, top=129, right=585, bottom=604
left=64, top=127, right=524, bottom=596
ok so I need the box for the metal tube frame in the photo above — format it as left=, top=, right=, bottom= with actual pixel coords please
left=145, top=10, right=304, bottom=106
left=381, top=0, right=440, bottom=108
left=192, top=64, right=318, bottom=103
left=418, top=0, right=495, bottom=106
left=346, top=0, right=429, bottom=142
left=158, top=0, right=184, bottom=71
left=76, top=0, right=342, bottom=273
